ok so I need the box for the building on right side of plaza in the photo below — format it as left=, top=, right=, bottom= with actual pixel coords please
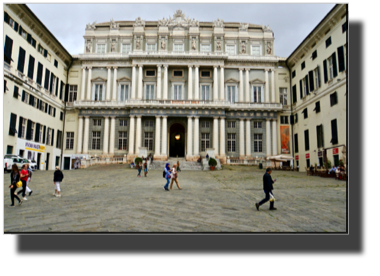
left=287, top=4, right=347, bottom=171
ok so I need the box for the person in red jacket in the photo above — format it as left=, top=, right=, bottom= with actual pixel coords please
left=17, top=164, right=29, bottom=201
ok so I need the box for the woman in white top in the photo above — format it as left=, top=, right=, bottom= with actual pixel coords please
left=169, top=164, right=182, bottom=190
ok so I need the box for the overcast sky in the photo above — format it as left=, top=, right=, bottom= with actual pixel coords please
left=27, top=3, right=335, bottom=57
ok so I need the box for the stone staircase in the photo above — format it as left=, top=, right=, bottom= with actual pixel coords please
left=148, top=158, right=203, bottom=171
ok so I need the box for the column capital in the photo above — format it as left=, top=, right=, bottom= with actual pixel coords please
left=157, top=64, right=162, bottom=68
left=136, top=115, right=142, bottom=118
left=193, top=116, right=200, bottom=119
left=129, top=115, right=136, bottom=118
left=213, top=65, right=219, bottom=69
left=188, top=65, right=193, bottom=68
left=110, top=116, right=116, bottom=119
left=87, top=66, right=92, bottom=70
left=138, top=64, right=143, bottom=68
left=220, top=65, right=225, bottom=69
left=155, top=115, right=162, bottom=118
left=194, top=65, right=200, bottom=68
left=264, top=68, right=270, bottom=72
left=162, top=115, right=168, bottom=118
left=113, top=66, right=118, bottom=70
left=240, top=118, right=245, bottom=121
left=163, top=64, right=169, bottom=68
left=187, top=116, right=193, bottom=119
left=103, top=116, right=110, bottom=119
left=239, top=68, right=244, bottom=72
left=78, top=115, right=84, bottom=119
left=245, top=118, right=251, bottom=121
left=219, top=116, right=226, bottom=120
left=271, top=118, right=277, bottom=121
left=213, top=116, right=220, bottom=120
left=270, top=68, right=275, bottom=72
left=266, top=118, right=271, bottom=121
left=106, top=66, right=112, bottom=70
left=81, top=66, right=87, bottom=70
left=245, top=68, right=250, bottom=71
left=132, top=64, right=137, bottom=68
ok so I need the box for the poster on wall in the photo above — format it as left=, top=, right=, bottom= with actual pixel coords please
left=280, top=126, right=290, bottom=154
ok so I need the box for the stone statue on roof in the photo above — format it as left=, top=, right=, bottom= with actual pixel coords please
left=134, top=17, right=145, bottom=27
left=213, top=18, right=224, bottom=28
left=240, top=22, right=249, bottom=31
left=86, top=21, right=96, bottom=30
left=110, top=18, right=119, bottom=30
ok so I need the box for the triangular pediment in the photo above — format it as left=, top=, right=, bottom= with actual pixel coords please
left=224, top=78, right=239, bottom=83
left=91, top=76, right=107, bottom=82
left=249, top=78, right=264, bottom=84
left=117, top=76, right=131, bottom=82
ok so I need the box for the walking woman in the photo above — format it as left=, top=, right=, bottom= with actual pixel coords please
left=17, top=164, right=29, bottom=200
left=137, top=160, right=142, bottom=177
left=163, top=163, right=171, bottom=191
left=170, top=164, right=182, bottom=190
left=9, top=164, right=22, bottom=207
left=53, top=166, right=64, bottom=197
left=144, top=159, right=148, bottom=177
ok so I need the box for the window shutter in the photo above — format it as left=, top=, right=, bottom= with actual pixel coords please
left=27, top=55, right=35, bottom=79
left=45, top=104, right=48, bottom=113
left=43, top=125, right=46, bottom=143
left=13, top=86, right=19, bottom=98
left=17, top=47, right=26, bottom=73
left=51, top=129, right=55, bottom=146
left=35, top=123, right=40, bottom=142
left=323, top=59, right=328, bottom=83
left=337, top=46, right=345, bottom=72
left=18, top=116, right=23, bottom=138
left=22, top=90, right=25, bottom=101
left=305, top=75, right=309, bottom=95
left=4, top=11, right=9, bottom=23
left=290, top=115, right=294, bottom=125
left=44, top=69, right=50, bottom=89
left=49, top=72, right=54, bottom=93
left=14, top=21, right=19, bottom=32
left=26, top=119, right=32, bottom=140
left=31, top=39, right=36, bottom=48
left=64, top=83, right=69, bottom=102
left=18, top=25, right=22, bottom=35
left=292, top=85, right=297, bottom=103
left=44, top=49, right=47, bottom=57
left=299, top=80, right=303, bottom=99
left=331, top=119, right=338, bottom=144
left=332, top=52, right=338, bottom=78
left=9, top=113, right=17, bottom=136
left=36, top=99, right=40, bottom=109
left=37, top=62, right=43, bottom=85
left=29, top=94, right=34, bottom=106
left=4, top=35, right=13, bottom=63
left=304, top=130, right=309, bottom=151
left=308, top=70, right=314, bottom=92
left=294, top=134, right=298, bottom=153
left=321, top=125, right=324, bottom=147
left=59, top=81, right=64, bottom=100
left=27, top=33, right=32, bottom=44
left=55, top=77, right=59, bottom=96
left=53, top=108, right=56, bottom=117
left=317, top=66, right=321, bottom=88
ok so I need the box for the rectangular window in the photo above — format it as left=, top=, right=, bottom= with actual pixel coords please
left=201, top=133, right=210, bottom=152
left=333, top=155, right=339, bottom=167
left=254, top=134, right=263, bottom=152
left=7, top=146, right=13, bottom=154
left=226, top=85, right=236, bottom=103
left=21, top=118, right=26, bottom=139
left=144, top=132, right=153, bottom=150
left=66, top=132, right=74, bottom=150
left=295, top=114, right=298, bottom=123
left=201, top=44, right=211, bottom=52
left=304, top=129, right=309, bottom=151
left=146, top=44, right=156, bottom=52
left=118, top=132, right=128, bottom=150
left=4, top=35, right=13, bottom=64
left=292, top=85, right=297, bottom=103
left=96, top=44, right=106, bottom=54
left=50, top=74, right=56, bottom=94
left=328, top=56, right=334, bottom=81
left=342, top=22, right=347, bottom=33
left=68, top=85, right=77, bottom=102
left=119, top=119, right=128, bottom=127
left=312, top=50, right=317, bottom=60
left=251, top=45, right=260, bottom=56
left=294, top=134, right=298, bottom=153
left=280, top=116, right=289, bottom=124
left=145, top=70, right=156, bottom=77
left=251, top=86, right=262, bottom=103
left=316, top=124, right=324, bottom=148
left=17, top=47, right=26, bottom=73
left=227, top=121, right=236, bottom=128
left=279, top=88, right=287, bottom=105
left=9, top=113, right=17, bottom=136
left=306, top=159, right=310, bottom=168
left=38, top=125, right=43, bottom=143
left=254, top=121, right=262, bottom=128
left=301, top=61, right=305, bottom=70
left=44, top=68, right=50, bottom=90
left=303, top=108, right=308, bottom=119
left=331, top=119, right=338, bottom=145
left=92, top=132, right=101, bottom=150
left=23, top=91, right=29, bottom=103
left=330, top=91, right=338, bottom=106
left=226, top=45, right=235, bottom=55
left=200, top=84, right=211, bottom=100
left=201, top=121, right=210, bottom=128
left=314, top=101, right=321, bottom=113
left=121, top=44, right=132, bottom=53
left=54, top=59, right=58, bottom=68
left=36, top=62, right=43, bottom=85
left=144, top=120, right=154, bottom=127
left=93, top=84, right=103, bottom=101
left=119, top=84, right=129, bottom=101
left=173, top=70, right=184, bottom=77
left=13, top=86, right=19, bottom=99
left=200, top=70, right=211, bottom=78
left=27, top=55, right=35, bottom=80
left=173, top=44, right=184, bottom=51
left=292, top=70, right=296, bottom=79
left=47, top=128, right=51, bottom=145
left=145, top=84, right=155, bottom=100
left=314, top=67, right=320, bottom=89
left=227, top=133, right=236, bottom=152
left=60, top=112, right=63, bottom=121
left=326, top=37, right=332, bottom=48
left=93, top=119, right=101, bottom=126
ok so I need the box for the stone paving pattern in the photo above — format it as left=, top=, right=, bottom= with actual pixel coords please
left=3, top=165, right=346, bottom=232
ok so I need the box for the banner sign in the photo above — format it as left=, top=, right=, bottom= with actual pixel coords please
left=318, top=151, right=323, bottom=157
left=333, top=148, right=339, bottom=155
left=305, top=153, right=310, bottom=159
left=280, top=126, right=290, bottom=154
left=295, top=155, right=299, bottom=160
left=25, top=142, right=45, bottom=153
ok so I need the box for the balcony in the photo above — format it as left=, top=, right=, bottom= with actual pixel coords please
left=72, top=99, right=282, bottom=111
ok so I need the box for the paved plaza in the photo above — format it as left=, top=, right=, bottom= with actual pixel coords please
left=3, top=165, right=346, bottom=232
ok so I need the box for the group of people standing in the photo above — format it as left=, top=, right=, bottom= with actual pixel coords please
left=8, top=163, right=33, bottom=207
left=163, top=162, right=182, bottom=191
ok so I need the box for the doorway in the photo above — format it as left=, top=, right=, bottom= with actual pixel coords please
left=37, top=153, right=41, bottom=170
left=46, top=153, right=50, bottom=170
left=64, top=157, right=71, bottom=170
left=169, top=123, right=185, bottom=158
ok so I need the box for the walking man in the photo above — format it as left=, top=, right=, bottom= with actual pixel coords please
left=255, top=168, right=277, bottom=211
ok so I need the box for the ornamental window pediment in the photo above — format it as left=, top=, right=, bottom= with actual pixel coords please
left=224, top=78, right=239, bottom=84
left=91, top=76, right=107, bottom=82
left=117, top=77, right=131, bottom=82
left=249, top=78, right=264, bottom=85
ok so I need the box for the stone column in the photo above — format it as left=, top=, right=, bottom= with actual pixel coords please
left=163, top=65, right=168, bottom=100
left=245, top=68, right=250, bottom=102
left=265, top=69, right=269, bottom=103
left=266, top=119, right=271, bottom=156
left=106, top=67, right=111, bottom=100
left=81, top=67, right=86, bottom=101
left=239, top=69, right=243, bottom=102
left=137, top=65, right=143, bottom=99
left=220, top=66, right=225, bottom=101
left=161, top=116, right=168, bottom=156
left=272, top=119, right=277, bottom=156
left=194, top=65, right=199, bottom=100
left=131, top=65, right=136, bottom=99
left=187, top=116, right=193, bottom=157
left=155, top=116, right=161, bottom=156
left=194, top=116, right=199, bottom=156
left=213, top=117, right=219, bottom=155
left=271, top=69, right=275, bottom=103
left=86, top=67, right=92, bottom=100
left=135, top=116, right=142, bottom=154
left=246, top=119, right=251, bottom=157
left=76, top=116, right=83, bottom=153
left=219, top=117, right=225, bottom=156
left=109, top=117, right=115, bottom=156
left=213, top=66, right=218, bottom=101
left=112, top=67, right=117, bottom=101
left=103, top=117, right=109, bottom=155
left=188, top=65, right=193, bottom=100
left=83, top=117, right=90, bottom=154
left=128, top=116, right=135, bottom=154
left=157, top=65, right=161, bottom=100
left=239, top=118, right=245, bottom=157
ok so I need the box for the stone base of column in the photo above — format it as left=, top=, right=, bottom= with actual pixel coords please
left=152, top=155, right=168, bottom=161
left=186, top=155, right=199, bottom=162
left=239, top=155, right=246, bottom=160
left=127, top=154, right=137, bottom=163
left=216, top=155, right=227, bottom=165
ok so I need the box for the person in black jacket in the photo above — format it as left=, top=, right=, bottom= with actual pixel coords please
left=9, top=164, right=23, bottom=207
left=53, top=166, right=64, bottom=198
left=255, top=168, right=277, bottom=211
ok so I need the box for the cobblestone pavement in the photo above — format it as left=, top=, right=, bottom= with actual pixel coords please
left=3, top=165, right=346, bottom=232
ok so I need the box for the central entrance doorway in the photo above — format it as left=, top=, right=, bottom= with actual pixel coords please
left=169, top=123, right=185, bottom=158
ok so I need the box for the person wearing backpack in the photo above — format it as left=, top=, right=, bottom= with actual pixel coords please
left=9, top=164, right=22, bottom=207
left=163, top=163, right=171, bottom=191
left=53, top=166, right=64, bottom=197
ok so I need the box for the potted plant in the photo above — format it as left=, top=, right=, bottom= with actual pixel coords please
left=208, top=157, right=217, bottom=171
left=134, top=157, right=142, bottom=169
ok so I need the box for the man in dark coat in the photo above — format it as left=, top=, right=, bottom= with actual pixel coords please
left=255, top=167, right=277, bottom=211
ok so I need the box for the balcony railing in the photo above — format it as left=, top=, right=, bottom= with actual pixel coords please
left=72, top=99, right=282, bottom=110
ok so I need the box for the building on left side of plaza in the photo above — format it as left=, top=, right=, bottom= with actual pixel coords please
left=4, top=4, right=72, bottom=170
